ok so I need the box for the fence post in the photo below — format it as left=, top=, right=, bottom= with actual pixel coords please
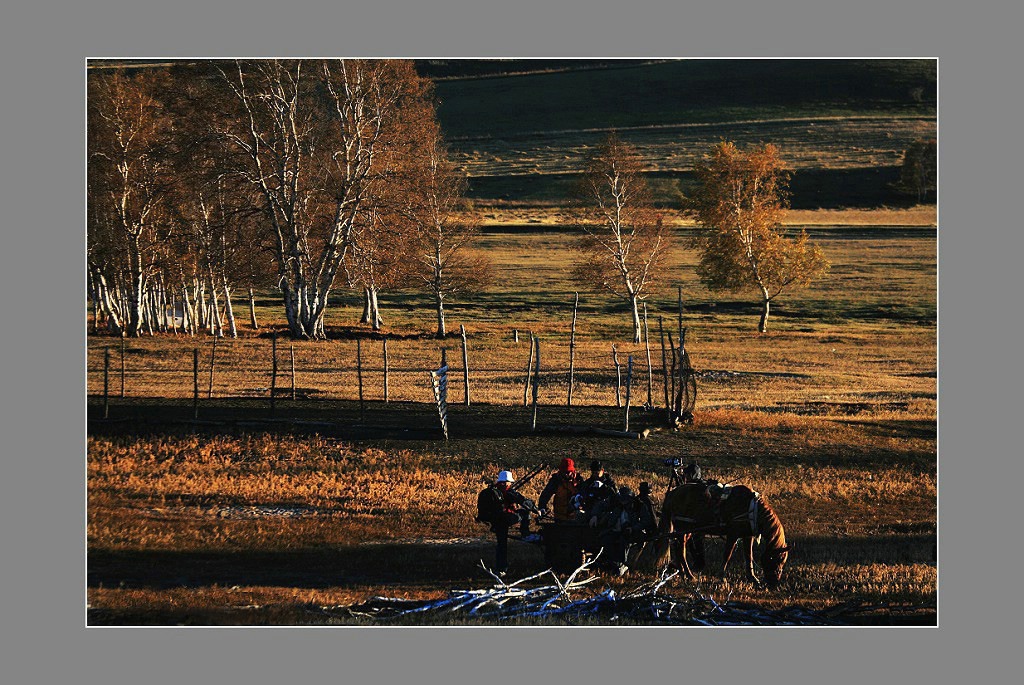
left=120, top=336, right=126, bottom=398
left=624, top=355, right=633, bottom=432
left=612, top=344, right=622, bottom=408
left=667, top=331, right=677, bottom=419
left=659, top=317, right=670, bottom=420
left=460, top=324, right=470, bottom=407
left=643, top=303, right=653, bottom=408
left=192, top=347, right=199, bottom=419
left=568, top=292, right=578, bottom=407
left=357, top=337, right=365, bottom=420
left=103, top=347, right=110, bottom=419
left=383, top=336, right=390, bottom=403
left=290, top=344, right=296, bottom=400
left=531, top=335, right=540, bottom=432
left=514, top=328, right=519, bottom=344
left=523, top=331, right=535, bottom=407
left=270, top=332, right=277, bottom=415
left=678, top=285, right=684, bottom=344
left=207, top=335, right=218, bottom=399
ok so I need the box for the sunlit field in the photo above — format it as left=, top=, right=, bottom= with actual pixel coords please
left=86, top=216, right=935, bottom=625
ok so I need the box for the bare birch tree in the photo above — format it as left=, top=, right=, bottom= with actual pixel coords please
left=398, top=120, right=490, bottom=338
left=207, top=59, right=430, bottom=339
left=88, top=69, right=175, bottom=337
left=571, top=133, right=670, bottom=343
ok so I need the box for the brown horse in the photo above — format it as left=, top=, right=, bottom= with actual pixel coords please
left=656, top=484, right=790, bottom=589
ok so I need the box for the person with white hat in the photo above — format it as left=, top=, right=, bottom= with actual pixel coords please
left=475, top=469, right=538, bottom=575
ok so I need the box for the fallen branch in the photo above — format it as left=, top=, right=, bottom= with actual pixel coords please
left=337, top=562, right=931, bottom=626
left=537, top=424, right=651, bottom=439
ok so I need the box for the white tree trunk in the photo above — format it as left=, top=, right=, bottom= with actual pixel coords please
left=368, top=287, right=384, bottom=331
left=435, top=292, right=446, bottom=338
left=223, top=280, right=237, bottom=338
left=361, top=288, right=372, bottom=324
left=248, top=287, right=259, bottom=330
left=143, top=289, right=155, bottom=336
left=629, top=293, right=642, bottom=344
left=758, top=297, right=771, bottom=333
left=196, top=280, right=207, bottom=333
left=126, top=238, right=145, bottom=337
left=89, top=266, right=124, bottom=336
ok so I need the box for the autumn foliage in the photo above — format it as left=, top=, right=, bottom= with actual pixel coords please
left=692, top=141, right=829, bottom=332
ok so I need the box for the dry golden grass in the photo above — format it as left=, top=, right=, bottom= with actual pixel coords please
left=458, top=205, right=936, bottom=228
left=450, top=117, right=936, bottom=181
left=86, top=217, right=935, bottom=625
left=87, top=226, right=935, bottom=418
left=87, top=426, right=935, bottom=624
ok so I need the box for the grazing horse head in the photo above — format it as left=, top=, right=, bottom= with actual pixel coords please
left=760, top=546, right=790, bottom=589
left=755, top=497, right=789, bottom=589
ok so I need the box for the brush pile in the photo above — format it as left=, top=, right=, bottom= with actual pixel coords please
left=334, top=556, right=917, bottom=625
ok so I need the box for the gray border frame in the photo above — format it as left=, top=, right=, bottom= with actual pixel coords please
left=6, top=0, right=1013, bottom=682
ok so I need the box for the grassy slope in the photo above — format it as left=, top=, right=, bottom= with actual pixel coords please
left=429, top=59, right=936, bottom=207
left=431, top=59, right=937, bottom=138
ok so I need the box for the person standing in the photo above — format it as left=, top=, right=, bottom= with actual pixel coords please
left=680, top=463, right=715, bottom=572
left=580, top=459, right=617, bottom=513
left=635, top=482, right=660, bottom=538
left=538, top=457, right=584, bottom=521
left=476, top=470, right=536, bottom=575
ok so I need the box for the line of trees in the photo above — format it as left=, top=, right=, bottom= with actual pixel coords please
left=572, top=135, right=829, bottom=335
left=89, top=62, right=831, bottom=341
left=87, top=60, right=489, bottom=339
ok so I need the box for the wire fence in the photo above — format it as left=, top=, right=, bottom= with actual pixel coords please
left=85, top=332, right=694, bottom=415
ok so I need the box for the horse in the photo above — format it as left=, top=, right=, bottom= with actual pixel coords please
left=655, top=483, right=790, bottom=589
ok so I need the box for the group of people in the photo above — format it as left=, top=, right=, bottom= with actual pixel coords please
left=476, top=455, right=666, bottom=576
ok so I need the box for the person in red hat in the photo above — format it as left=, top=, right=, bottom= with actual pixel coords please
left=538, top=456, right=584, bottom=521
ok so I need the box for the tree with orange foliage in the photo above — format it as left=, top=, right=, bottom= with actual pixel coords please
left=572, top=134, right=670, bottom=343
left=692, top=141, right=829, bottom=333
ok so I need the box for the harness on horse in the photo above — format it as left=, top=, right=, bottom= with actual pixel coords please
left=672, top=488, right=761, bottom=537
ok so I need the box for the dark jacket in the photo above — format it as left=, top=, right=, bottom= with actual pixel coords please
left=477, top=484, right=527, bottom=532
left=580, top=473, right=616, bottom=512
left=634, top=493, right=660, bottom=537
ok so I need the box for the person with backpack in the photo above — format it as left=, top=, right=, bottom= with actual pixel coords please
left=476, top=470, right=538, bottom=575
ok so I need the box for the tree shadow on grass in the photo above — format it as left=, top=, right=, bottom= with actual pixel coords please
left=88, top=539, right=543, bottom=591
left=88, top=530, right=934, bottom=592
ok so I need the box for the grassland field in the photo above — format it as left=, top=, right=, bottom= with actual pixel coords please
left=87, top=217, right=936, bottom=625
left=86, top=59, right=936, bottom=625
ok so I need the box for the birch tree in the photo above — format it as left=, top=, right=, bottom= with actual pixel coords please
left=88, top=69, right=175, bottom=337
left=208, top=59, right=432, bottom=339
left=346, top=204, right=417, bottom=330
left=571, top=133, right=670, bottom=343
left=399, top=120, right=490, bottom=338
left=692, top=141, right=829, bottom=333
left=323, top=60, right=434, bottom=332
